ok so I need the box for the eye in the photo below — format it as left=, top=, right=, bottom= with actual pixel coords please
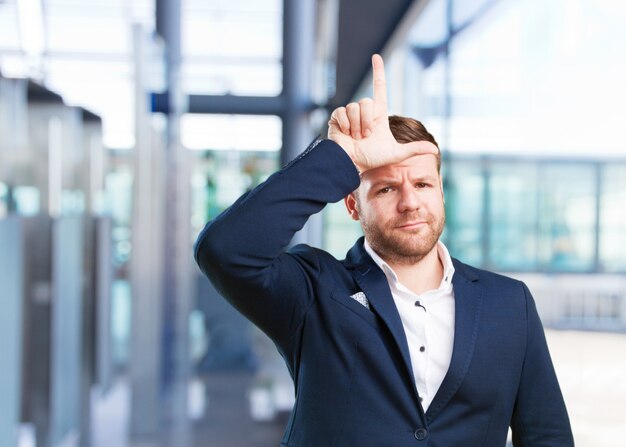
left=416, top=182, right=431, bottom=189
left=378, top=186, right=394, bottom=194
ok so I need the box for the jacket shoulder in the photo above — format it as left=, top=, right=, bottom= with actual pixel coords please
left=452, top=257, right=525, bottom=289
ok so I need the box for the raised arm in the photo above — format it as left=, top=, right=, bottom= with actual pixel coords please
left=193, top=137, right=359, bottom=345
left=194, top=55, right=437, bottom=345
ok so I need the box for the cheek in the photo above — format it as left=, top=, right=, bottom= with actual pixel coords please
left=434, top=199, right=446, bottom=218
left=425, top=195, right=445, bottom=215
left=373, top=200, right=398, bottom=218
left=361, top=203, right=390, bottom=225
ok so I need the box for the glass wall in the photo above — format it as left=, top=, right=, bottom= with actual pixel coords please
left=487, top=160, right=538, bottom=271
left=536, top=163, right=597, bottom=271
left=445, top=157, right=620, bottom=274
left=324, top=154, right=626, bottom=273
left=182, top=0, right=282, bottom=96
left=600, top=164, right=626, bottom=272
left=190, top=147, right=279, bottom=238
left=443, top=157, right=485, bottom=267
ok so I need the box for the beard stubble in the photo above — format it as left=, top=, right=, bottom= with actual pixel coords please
left=361, top=211, right=445, bottom=266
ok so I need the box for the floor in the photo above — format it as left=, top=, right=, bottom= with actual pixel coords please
left=192, top=372, right=288, bottom=447
left=546, top=330, right=626, bottom=447
left=89, top=329, right=626, bottom=447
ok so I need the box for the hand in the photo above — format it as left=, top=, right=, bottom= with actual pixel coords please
left=328, top=54, right=438, bottom=174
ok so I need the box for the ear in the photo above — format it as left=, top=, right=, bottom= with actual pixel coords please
left=344, top=193, right=360, bottom=221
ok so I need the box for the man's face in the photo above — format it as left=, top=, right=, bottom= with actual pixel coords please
left=345, top=154, right=445, bottom=265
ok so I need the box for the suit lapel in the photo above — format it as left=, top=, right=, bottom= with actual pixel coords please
left=425, top=259, right=483, bottom=422
left=345, top=238, right=421, bottom=407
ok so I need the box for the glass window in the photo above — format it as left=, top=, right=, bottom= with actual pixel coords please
left=182, top=59, right=281, bottom=96
left=190, top=149, right=278, bottom=241
left=442, top=158, right=485, bottom=266
left=0, top=182, right=7, bottom=217
left=182, top=0, right=282, bottom=97
left=181, top=114, right=282, bottom=152
left=599, top=164, right=626, bottom=272
left=488, top=161, right=539, bottom=270
left=408, top=0, right=448, bottom=47
left=4, top=0, right=155, bottom=148
left=13, top=185, right=40, bottom=215
left=105, top=165, right=133, bottom=267
left=445, top=0, right=626, bottom=158
left=45, top=59, right=134, bottom=149
left=537, top=164, right=597, bottom=272
left=323, top=201, right=361, bottom=260
left=0, top=2, right=21, bottom=51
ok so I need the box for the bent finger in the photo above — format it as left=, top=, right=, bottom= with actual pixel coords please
left=346, top=102, right=362, bottom=139
left=330, top=107, right=351, bottom=135
left=359, top=98, right=374, bottom=137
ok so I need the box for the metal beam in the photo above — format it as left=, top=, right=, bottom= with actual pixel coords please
left=151, top=92, right=286, bottom=116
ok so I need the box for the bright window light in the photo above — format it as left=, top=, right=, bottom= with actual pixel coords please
left=16, top=0, right=45, bottom=57
left=181, top=114, right=282, bottom=151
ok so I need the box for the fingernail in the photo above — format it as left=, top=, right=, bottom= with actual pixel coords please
left=363, top=129, right=371, bottom=138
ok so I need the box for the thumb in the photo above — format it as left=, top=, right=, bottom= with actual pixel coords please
left=397, top=140, right=439, bottom=159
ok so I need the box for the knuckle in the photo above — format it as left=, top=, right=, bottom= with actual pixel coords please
left=332, top=107, right=345, bottom=117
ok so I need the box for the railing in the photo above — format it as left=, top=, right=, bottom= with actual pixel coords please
left=512, top=274, right=626, bottom=332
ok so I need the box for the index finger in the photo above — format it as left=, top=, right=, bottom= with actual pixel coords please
left=372, top=54, right=387, bottom=117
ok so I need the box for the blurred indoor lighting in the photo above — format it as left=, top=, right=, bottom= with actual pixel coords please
left=16, top=0, right=45, bottom=68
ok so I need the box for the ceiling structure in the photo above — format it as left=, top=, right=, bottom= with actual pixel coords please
left=330, top=0, right=420, bottom=109
left=1, top=0, right=427, bottom=147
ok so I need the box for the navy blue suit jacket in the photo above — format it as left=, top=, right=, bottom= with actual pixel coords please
left=194, top=139, right=574, bottom=447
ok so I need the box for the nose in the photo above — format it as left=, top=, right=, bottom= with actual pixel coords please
left=397, top=183, right=422, bottom=213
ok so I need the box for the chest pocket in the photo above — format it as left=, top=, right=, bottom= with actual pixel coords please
left=329, top=288, right=384, bottom=337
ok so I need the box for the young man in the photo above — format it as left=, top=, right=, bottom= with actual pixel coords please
left=194, top=55, right=574, bottom=446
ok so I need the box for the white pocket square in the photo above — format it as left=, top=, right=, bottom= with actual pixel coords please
left=350, top=291, right=371, bottom=310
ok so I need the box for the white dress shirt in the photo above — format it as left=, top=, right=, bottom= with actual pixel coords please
left=364, top=239, right=455, bottom=412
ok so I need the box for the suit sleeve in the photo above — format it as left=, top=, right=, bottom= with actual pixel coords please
left=510, top=283, right=575, bottom=446
left=193, top=138, right=360, bottom=345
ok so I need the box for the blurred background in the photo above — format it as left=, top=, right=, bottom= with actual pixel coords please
left=1, top=0, right=625, bottom=446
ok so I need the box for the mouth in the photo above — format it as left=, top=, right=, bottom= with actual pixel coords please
left=396, top=221, right=427, bottom=230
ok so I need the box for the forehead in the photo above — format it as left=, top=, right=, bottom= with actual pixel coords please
left=361, top=154, right=439, bottom=184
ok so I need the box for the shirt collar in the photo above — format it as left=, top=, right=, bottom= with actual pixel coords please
left=363, top=239, right=455, bottom=292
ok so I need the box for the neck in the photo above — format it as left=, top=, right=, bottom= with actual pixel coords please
left=384, top=245, right=443, bottom=295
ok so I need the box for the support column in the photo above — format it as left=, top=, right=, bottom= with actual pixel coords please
left=130, top=24, right=164, bottom=440
left=281, top=0, right=317, bottom=165
left=281, top=0, right=321, bottom=247
left=157, top=0, right=193, bottom=445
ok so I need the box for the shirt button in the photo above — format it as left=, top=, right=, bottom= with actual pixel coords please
left=414, top=428, right=428, bottom=441
left=419, top=346, right=426, bottom=352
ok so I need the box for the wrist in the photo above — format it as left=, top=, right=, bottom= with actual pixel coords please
left=343, top=147, right=364, bottom=176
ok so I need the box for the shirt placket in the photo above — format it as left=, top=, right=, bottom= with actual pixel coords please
left=396, top=284, right=430, bottom=408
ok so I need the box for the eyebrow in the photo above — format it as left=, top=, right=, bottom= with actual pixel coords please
left=369, top=178, right=400, bottom=190
left=370, top=175, right=437, bottom=188
left=413, top=175, right=438, bottom=183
